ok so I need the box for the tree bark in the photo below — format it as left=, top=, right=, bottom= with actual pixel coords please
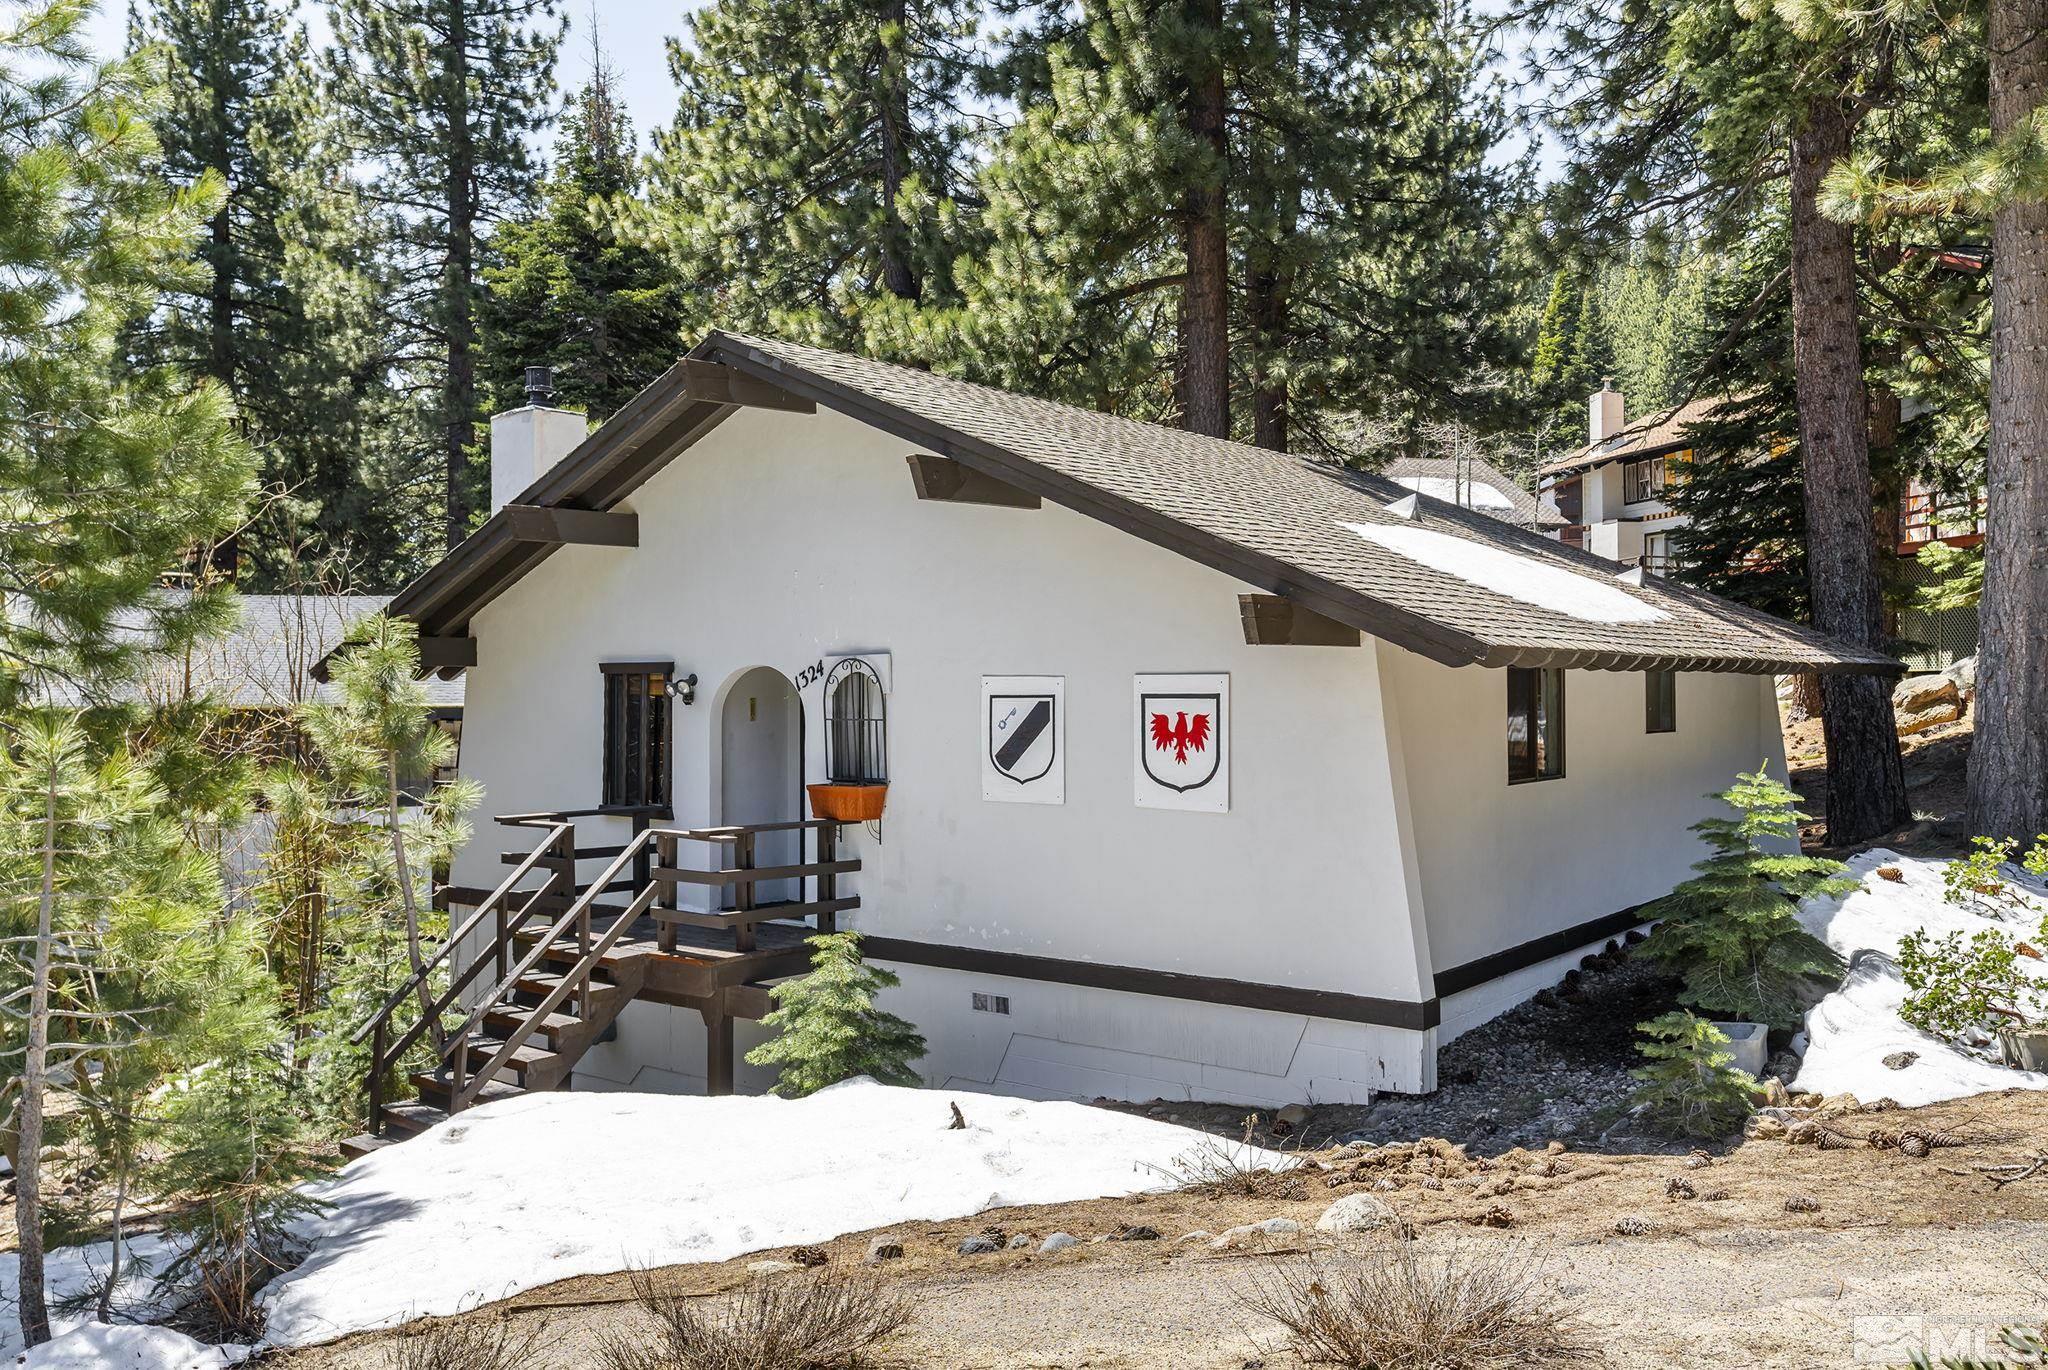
left=443, top=0, right=477, bottom=550
left=876, top=0, right=921, bottom=302
left=1176, top=0, right=1230, bottom=439
left=1788, top=89, right=1909, bottom=845
left=1247, top=0, right=1300, bottom=452
left=14, top=758, right=57, bottom=1348
left=1969, top=0, right=2048, bottom=840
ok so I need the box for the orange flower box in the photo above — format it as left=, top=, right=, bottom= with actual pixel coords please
left=807, top=783, right=888, bottom=823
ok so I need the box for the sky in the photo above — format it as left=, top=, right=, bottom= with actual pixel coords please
left=81, top=1, right=699, bottom=150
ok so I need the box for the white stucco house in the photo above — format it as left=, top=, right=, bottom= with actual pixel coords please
left=1538, top=381, right=1709, bottom=572
left=333, top=334, right=1897, bottom=1148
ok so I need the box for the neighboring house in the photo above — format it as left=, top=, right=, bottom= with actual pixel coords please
left=331, top=334, right=1892, bottom=1150
left=1894, top=479, right=1985, bottom=669
left=1380, top=455, right=1564, bottom=531
left=1536, top=382, right=1710, bottom=573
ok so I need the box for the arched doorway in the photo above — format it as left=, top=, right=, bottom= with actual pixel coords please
left=718, top=666, right=803, bottom=904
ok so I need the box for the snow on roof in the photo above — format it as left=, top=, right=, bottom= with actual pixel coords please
left=257, top=1078, right=1287, bottom=1347
left=1795, top=850, right=2048, bottom=1106
left=1340, top=521, right=1673, bottom=626
left=1388, top=474, right=1517, bottom=512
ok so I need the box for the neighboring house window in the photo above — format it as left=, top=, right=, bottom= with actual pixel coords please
left=826, top=662, right=886, bottom=784
left=1623, top=456, right=1667, bottom=504
left=1642, top=531, right=1671, bottom=575
left=1507, top=667, right=1565, bottom=783
left=1645, top=669, right=1677, bottom=734
left=601, top=662, right=672, bottom=810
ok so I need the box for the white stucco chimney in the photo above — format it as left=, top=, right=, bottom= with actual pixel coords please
left=1589, top=378, right=1624, bottom=446
left=490, top=366, right=588, bottom=515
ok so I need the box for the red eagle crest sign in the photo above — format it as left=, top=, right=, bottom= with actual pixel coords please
left=1133, top=674, right=1228, bottom=811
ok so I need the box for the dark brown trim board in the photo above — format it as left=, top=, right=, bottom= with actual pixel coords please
left=860, top=937, right=1442, bottom=1032
left=502, top=504, right=639, bottom=547
left=1429, top=904, right=1650, bottom=998
left=905, top=452, right=1041, bottom=509
left=1239, top=594, right=1362, bottom=647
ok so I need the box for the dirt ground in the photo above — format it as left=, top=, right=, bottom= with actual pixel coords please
left=269, top=1089, right=2048, bottom=1369
left=1785, top=708, right=1974, bottom=858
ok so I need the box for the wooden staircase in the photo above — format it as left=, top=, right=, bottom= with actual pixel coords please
left=339, top=809, right=856, bottom=1159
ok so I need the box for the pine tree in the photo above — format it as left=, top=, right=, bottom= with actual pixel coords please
left=745, top=931, right=927, bottom=1097
left=479, top=61, right=688, bottom=421
left=1635, top=767, right=1852, bottom=1030
left=0, top=1, right=255, bottom=703
left=326, top=0, right=565, bottom=550
left=1629, top=1011, right=1756, bottom=1138
left=640, top=0, right=982, bottom=356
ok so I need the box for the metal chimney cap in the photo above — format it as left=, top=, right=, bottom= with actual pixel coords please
left=524, top=365, right=557, bottom=407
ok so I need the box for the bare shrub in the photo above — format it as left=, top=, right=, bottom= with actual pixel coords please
left=1147, top=1115, right=1307, bottom=1200
left=1239, top=1238, right=1598, bottom=1369
left=388, top=1311, right=551, bottom=1370
left=598, top=1267, right=913, bottom=1370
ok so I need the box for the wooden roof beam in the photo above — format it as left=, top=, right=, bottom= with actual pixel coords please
left=905, top=452, right=1041, bottom=509
left=1239, top=594, right=1362, bottom=647
left=679, top=359, right=816, bottom=413
left=502, top=504, right=638, bottom=546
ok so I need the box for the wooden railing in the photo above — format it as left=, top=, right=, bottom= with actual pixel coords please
left=349, top=815, right=575, bottom=1136
left=352, top=807, right=860, bottom=1132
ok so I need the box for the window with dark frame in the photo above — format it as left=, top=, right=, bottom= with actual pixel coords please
left=826, top=667, right=886, bottom=784
left=1623, top=456, right=1667, bottom=504
left=1645, top=669, right=1677, bottom=733
left=1507, top=667, right=1565, bottom=783
left=601, top=662, right=672, bottom=811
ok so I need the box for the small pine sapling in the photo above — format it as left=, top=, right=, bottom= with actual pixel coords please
left=746, top=931, right=927, bottom=1098
left=1635, top=766, right=1852, bottom=1029
left=1630, top=1011, right=1756, bottom=1138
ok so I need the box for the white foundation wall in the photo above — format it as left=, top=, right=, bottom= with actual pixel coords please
left=1380, top=644, right=1788, bottom=977
left=453, top=404, right=1437, bottom=1100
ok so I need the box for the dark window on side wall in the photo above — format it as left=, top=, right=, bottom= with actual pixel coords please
left=1646, top=669, right=1677, bottom=733
left=602, top=662, right=672, bottom=810
left=1507, top=667, right=1565, bottom=783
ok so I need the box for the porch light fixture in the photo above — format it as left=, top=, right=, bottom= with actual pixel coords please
left=668, top=672, right=699, bottom=706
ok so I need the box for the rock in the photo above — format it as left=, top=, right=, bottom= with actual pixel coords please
left=1545, top=1139, right=1568, bottom=1155
left=865, top=1238, right=904, bottom=1263
left=1039, top=1232, right=1079, bottom=1254
left=1883, top=1051, right=1920, bottom=1071
left=957, top=1236, right=999, bottom=1255
left=1898, top=701, right=1963, bottom=736
left=1107, top=1224, right=1160, bottom=1242
left=1814, top=1093, right=1862, bottom=1119
left=1317, top=1194, right=1397, bottom=1235
left=1007, top=1233, right=1033, bottom=1249
left=1274, top=1103, right=1312, bottom=1131
left=1758, top=1077, right=1791, bottom=1108
left=1176, top=1230, right=1214, bottom=1244
left=746, top=1260, right=800, bottom=1277
left=1893, top=673, right=1960, bottom=714
left=1209, top=1218, right=1302, bottom=1250
left=1943, top=655, right=1977, bottom=696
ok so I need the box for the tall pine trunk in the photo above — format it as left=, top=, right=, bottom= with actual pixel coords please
left=443, top=0, right=477, bottom=550
left=1247, top=0, right=1300, bottom=452
left=14, top=760, right=58, bottom=1348
left=1968, top=0, right=2048, bottom=840
left=1788, top=87, right=1908, bottom=845
left=877, top=0, right=921, bottom=301
left=1176, top=0, right=1230, bottom=439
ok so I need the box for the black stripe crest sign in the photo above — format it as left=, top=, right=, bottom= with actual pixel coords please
left=982, top=676, right=1064, bottom=804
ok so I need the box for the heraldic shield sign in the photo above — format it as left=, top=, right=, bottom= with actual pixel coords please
left=1133, top=673, right=1229, bottom=812
left=982, top=676, right=1064, bottom=804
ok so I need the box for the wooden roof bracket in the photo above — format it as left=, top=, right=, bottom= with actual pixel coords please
left=678, top=359, right=816, bottom=413
left=905, top=452, right=1041, bottom=508
left=502, top=504, right=639, bottom=546
left=1238, top=594, right=1362, bottom=646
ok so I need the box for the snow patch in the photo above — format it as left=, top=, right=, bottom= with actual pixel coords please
left=14, top=1326, right=243, bottom=1370
left=1388, top=475, right=1516, bottom=512
left=1339, top=521, right=1670, bottom=624
left=1794, top=849, right=2048, bottom=1106
left=0, top=1236, right=177, bottom=1363
left=258, top=1078, right=1284, bottom=1347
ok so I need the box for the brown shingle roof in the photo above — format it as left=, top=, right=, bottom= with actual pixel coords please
left=366, top=334, right=1896, bottom=678
left=1539, top=395, right=1728, bottom=477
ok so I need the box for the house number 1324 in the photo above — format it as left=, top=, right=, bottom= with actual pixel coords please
left=793, top=660, right=826, bottom=690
